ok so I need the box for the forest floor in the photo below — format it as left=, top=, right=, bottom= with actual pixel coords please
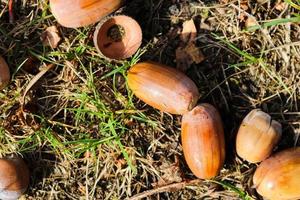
left=0, top=0, right=299, bottom=199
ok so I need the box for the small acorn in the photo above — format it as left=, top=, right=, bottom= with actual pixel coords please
left=253, top=147, right=300, bottom=200
left=127, top=61, right=199, bottom=115
left=0, top=156, right=30, bottom=200
left=181, top=104, right=225, bottom=179
left=0, top=56, right=10, bottom=90
left=236, top=109, right=282, bottom=163
left=93, top=15, right=142, bottom=60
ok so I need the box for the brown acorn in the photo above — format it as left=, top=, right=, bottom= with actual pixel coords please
left=253, top=147, right=300, bottom=200
left=49, top=0, right=123, bottom=28
left=127, top=61, right=199, bottom=115
left=93, top=15, right=142, bottom=60
left=0, top=156, right=30, bottom=200
left=0, top=56, right=10, bottom=90
left=236, top=109, right=282, bottom=163
left=181, top=103, right=225, bottom=179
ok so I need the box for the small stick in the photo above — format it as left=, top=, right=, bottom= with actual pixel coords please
left=8, top=0, right=14, bottom=23
left=127, top=179, right=203, bottom=200
left=21, top=64, right=55, bottom=114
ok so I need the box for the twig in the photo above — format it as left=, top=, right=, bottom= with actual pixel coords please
left=21, top=64, right=55, bottom=112
left=8, top=0, right=14, bottom=23
left=127, top=179, right=203, bottom=200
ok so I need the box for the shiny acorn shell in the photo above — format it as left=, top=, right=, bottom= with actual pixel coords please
left=236, top=109, right=282, bottom=163
left=0, top=56, right=10, bottom=90
left=0, top=156, right=30, bottom=200
left=181, top=103, right=225, bottom=179
left=93, top=15, right=142, bottom=60
left=127, top=62, right=199, bottom=115
left=50, top=0, right=123, bottom=28
left=253, top=147, right=300, bottom=200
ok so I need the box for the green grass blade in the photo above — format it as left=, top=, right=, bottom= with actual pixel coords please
left=210, top=180, right=253, bottom=200
left=246, top=16, right=300, bottom=32
left=107, top=119, right=137, bottom=174
left=284, top=0, right=300, bottom=10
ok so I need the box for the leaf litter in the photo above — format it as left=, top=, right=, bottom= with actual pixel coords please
left=176, top=19, right=205, bottom=72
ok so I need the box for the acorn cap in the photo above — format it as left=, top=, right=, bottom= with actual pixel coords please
left=93, top=15, right=142, bottom=60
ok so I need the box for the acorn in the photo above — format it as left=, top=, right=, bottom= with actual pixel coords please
left=0, top=156, right=30, bottom=200
left=236, top=109, right=282, bottom=163
left=127, top=61, right=199, bottom=115
left=181, top=103, right=225, bottom=179
left=253, top=147, right=300, bottom=200
left=93, top=15, right=142, bottom=60
left=0, top=56, right=10, bottom=90
left=49, top=0, right=123, bottom=28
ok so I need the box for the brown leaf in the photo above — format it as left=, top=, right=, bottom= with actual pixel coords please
left=185, top=43, right=205, bottom=64
left=245, top=16, right=258, bottom=29
left=176, top=19, right=205, bottom=72
left=41, top=26, right=61, bottom=48
left=176, top=43, right=205, bottom=72
left=240, top=0, right=249, bottom=11
left=176, top=47, right=193, bottom=72
left=181, top=19, right=197, bottom=44
left=274, top=1, right=287, bottom=11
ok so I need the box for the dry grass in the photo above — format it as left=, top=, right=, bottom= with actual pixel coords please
left=0, top=0, right=299, bottom=199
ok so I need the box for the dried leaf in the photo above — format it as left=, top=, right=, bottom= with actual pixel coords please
left=176, top=43, right=205, bottom=72
left=245, top=16, right=258, bottom=28
left=185, top=43, right=205, bottom=64
left=41, top=26, right=61, bottom=48
left=176, top=47, right=193, bottom=72
left=240, top=0, right=249, bottom=11
left=176, top=19, right=205, bottom=72
left=181, top=19, right=197, bottom=43
left=274, top=1, right=287, bottom=11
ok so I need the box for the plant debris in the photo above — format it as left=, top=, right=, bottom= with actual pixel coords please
left=176, top=19, right=205, bottom=72
left=40, top=26, right=61, bottom=48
